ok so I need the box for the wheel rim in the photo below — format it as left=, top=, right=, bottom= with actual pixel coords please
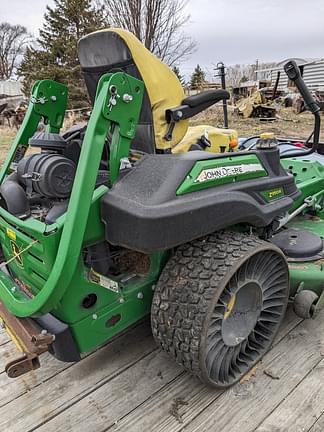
left=204, top=250, right=288, bottom=386
left=221, top=281, right=262, bottom=346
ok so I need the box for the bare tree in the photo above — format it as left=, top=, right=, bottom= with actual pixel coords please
left=225, top=64, right=242, bottom=87
left=98, top=0, right=196, bottom=65
left=225, top=62, right=277, bottom=87
left=0, top=22, right=31, bottom=80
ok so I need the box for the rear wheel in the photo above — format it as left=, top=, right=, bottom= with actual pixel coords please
left=151, top=231, right=289, bottom=388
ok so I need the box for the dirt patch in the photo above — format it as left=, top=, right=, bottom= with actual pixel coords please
left=115, top=250, right=151, bottom=275
left=169, top=397, right=189, bottom=423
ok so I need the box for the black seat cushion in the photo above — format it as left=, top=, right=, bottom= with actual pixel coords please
left=183, top=89, right=230, bottom=108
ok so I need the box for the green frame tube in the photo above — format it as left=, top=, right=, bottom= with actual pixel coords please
left=0, top=72, right=144, bottom=317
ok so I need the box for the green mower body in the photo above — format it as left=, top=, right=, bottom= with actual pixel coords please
left=0, top=31, right=323, bottom=387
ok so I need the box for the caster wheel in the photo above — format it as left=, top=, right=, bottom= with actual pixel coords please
left=151, top=231, right=289, bottom=388
left=293, top=290, right=318, bottom=319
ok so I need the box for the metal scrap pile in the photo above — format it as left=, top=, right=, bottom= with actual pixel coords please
left=236, top=89, right=277, bottom=119
left=0, top=101, right=27, bottom=128
left=283, top=89, right=324, bottom=113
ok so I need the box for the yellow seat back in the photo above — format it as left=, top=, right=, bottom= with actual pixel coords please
left=78, top=28, right=188, bottom=151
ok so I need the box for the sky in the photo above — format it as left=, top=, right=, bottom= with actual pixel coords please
left=1, top=0, right=324, bottom=80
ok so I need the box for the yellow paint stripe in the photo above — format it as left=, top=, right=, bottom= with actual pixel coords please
left=0, top=317, right=27, bottom=353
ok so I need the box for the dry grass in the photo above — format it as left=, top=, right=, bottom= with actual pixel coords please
left=191, top=105, right=324, bottom=141
left=0, top=127, right=15, bottom=161
left=0, top=107, right=322, bottom=166
left=0, top=113, right=85, bottom=165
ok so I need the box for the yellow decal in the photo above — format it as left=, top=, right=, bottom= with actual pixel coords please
left=6, top=228, right=16, bottom=241
left=268, top=188, right=283, bottom=198
left=88, top=268, right=119, bottom=293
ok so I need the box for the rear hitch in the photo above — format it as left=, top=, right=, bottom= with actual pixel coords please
left=0, top=302, right=55, bottom=378
left=5, top=354, right=40, bottom=378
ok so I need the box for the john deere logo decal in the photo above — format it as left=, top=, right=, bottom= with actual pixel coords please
left=10, top=241, right=23, bottom=267
left=196, top=163, right=264, bottom=183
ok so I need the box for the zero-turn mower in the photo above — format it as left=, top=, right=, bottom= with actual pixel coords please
left=0, top=28, right=323, bottom=388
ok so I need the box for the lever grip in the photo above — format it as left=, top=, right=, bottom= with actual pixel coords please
left=284, top=60, right=320, bottom=114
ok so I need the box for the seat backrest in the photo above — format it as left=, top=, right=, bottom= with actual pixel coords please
left=78, top=28, right=188, bottom=153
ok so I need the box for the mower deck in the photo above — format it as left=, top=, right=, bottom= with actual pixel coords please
left=0, top=306, right=323, bottom=431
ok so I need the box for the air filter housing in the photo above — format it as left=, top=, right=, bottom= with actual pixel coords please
left=17, top=153, right=76, bottom=198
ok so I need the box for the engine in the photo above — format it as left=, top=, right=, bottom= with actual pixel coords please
left=17, top=153, right=76, bottom=199
left=0, top=131, right=77, bottom=224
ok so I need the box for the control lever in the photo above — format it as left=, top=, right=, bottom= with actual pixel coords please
left=284, top=61, right=320, bottom=114
left=283, top=60, right=321, bottom=154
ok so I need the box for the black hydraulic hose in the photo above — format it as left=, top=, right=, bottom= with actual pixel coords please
left=280, top=112, right=320, bottom=159
left=312, top=112, right=320, bottom=152
left=305, top=130, right=314, bottom=145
